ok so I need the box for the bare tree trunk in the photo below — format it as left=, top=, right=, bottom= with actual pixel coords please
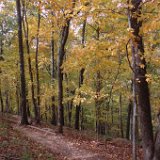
left=16, top=0, right=28, bottom=125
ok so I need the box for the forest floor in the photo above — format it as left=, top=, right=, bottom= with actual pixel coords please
left=0, top=113, right=143, bottom=160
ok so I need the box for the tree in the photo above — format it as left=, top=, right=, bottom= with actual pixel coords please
left=16, top=0, right=29, bottom=125
left=57, top=0, right=76, bottom=133
left=130, top=0, right=155, bottom=159
left=50, top=21, right=57, bottom=125
left=34, top=1, right=41, bottom=123
left=75, top=19, right=86, bottom=130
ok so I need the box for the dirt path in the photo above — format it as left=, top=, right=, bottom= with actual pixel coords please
left=1, top=114, right=106, bottom=160
left=14, top=125, right=106, bottom=160
left=1, top=114, right=143, bottom=160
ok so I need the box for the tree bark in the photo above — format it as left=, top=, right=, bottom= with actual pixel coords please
left=130, top=0, right=154, bottom=159
left=16, top=0, right=29, bottom=125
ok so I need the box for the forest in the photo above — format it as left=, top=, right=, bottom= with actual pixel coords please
left=0, top=0, right=160, bottom=160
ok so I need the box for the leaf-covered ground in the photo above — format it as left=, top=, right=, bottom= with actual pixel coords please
left=0, top=114, right=143, bottom=160
left=0, top=118, right=57, bottom=160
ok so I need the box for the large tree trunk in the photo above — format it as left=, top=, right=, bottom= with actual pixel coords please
left=130, top=0, right=154, bottom=159
left=16, top=0, right=28, bottom=124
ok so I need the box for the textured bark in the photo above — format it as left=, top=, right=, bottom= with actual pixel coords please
left=130, top=0, right=154, bottom=159
left=16, top=0, right=28, bottom=125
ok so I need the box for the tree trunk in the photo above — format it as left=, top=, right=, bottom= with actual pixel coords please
left=132, top=77, right=137, bottom=160
left=16, top=0, right=29, bottom=125
left=16, top=81, right=20, bottom=115
left=0, top=22, right=4, bottom=59
left=119, top=93, right=124, bottom=138
left=130, top=0, right=154, bottom=159
left=22, top=0, right=40, bottom=123
left=5, top=91, right=9, bottom=113
left=57, top=0, right=76, bottom=133
left=35, top=5, right=41, bottom=123
left=95, top=71, right=101, bottom=138
left=68, top=100, right=73, bottom=127
left=51, top=29, right=57, bottom=125
left=153, top=113, right=160, bottom=160
left=75, top=68, right=85, bottom=130
left=0, top=23, right=4, bottom=113
left=75, top=20, right=86, bottom=130
left=126, top=99, right=132, bottom=140
left=0, top=85, right=4, bottom=112
left=57, top=24, right=69, bottom=132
